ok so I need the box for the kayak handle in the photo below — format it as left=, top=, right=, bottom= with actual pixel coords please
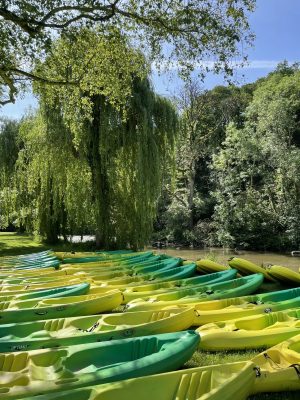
left=35, top=310, right=48, bottom=315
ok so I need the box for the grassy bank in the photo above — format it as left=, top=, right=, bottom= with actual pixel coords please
left=0, top=232, right=96, bottom=257
left=0, top=232, right=297, bottom=399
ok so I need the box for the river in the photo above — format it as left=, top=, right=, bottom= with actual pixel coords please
left=152, top=247, right=300, bottom=272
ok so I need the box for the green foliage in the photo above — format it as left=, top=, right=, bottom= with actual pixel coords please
left=212, top=69, right=300, bottom=250
left=155, top=64, right=300, bottom=251
left=157, top=81, right=252, bottom=246
left=0, top=1, right=255, bottom=105
left=7, top=31, right=178, bottom=248
left=0, top=118, right=20, bottom=228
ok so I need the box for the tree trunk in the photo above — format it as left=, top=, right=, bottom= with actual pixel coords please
left=187, top=159, right=196, bottom=230
left=89, top=95, right=111, bottom=249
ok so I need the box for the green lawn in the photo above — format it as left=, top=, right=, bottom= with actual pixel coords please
left=0, top=232, right=298, bottom=399
left=0, top=232, right=96, bottom=257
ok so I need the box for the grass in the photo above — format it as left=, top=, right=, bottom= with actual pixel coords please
left=184, top=348, right=300, bottom=399
left=0, top=232, right=98, bottom=257
left=0, top=232, right=298, bottom=399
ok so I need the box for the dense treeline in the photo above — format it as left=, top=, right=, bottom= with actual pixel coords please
left=2, top=62, right=300, bottom=251
left=154, top=62, right=300, bottom=251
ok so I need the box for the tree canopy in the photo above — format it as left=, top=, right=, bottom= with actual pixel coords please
left=0, top=0, right=255, bottom=105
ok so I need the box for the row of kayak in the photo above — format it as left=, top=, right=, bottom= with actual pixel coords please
left=0, top=325, right=299, bottom=399
left=16, top=334, right=300, bottom=400
left=0, top=249, right=299, bottom=399
left=197, top=257, right=300, bottom=285
left=0, top=250, right=61, bottom=270
left=1, top=284, right=300, bottom=351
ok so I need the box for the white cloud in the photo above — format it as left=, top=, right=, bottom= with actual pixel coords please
left=152, top=60, right=294, bottom=72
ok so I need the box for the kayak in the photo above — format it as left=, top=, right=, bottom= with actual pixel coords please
left=0, top=264, right=195, bottom=294
left=0, top=290, right=123, bottom=324
left=252, top=333, right=300, bottom=394
left=1, top=250, right=52, bottom=261
left=0, top=263, right=197, bottom=295
left=62, top=251, right=154, bottom=264
left=196, top=259, right=231, bottom=273
left=0, top=258, right=181, bottom=285
left=61, top=255, right=163, bottom=271
left=0, top=255, right=162, bottom=276
left=0, top=258, right=61, bottom=270
left=0, top=308, right=195, bottom=352
left=228, top=257, right=275, bottom=281
left=125, top=274, right=264, bottom=312
left=0, top=282, right=90, bottom=302
left=0, top=268, right=72, bottom=280
left=267, top=265, right=300, bottom=286
left=0, top=278, right=86, bottom=293
left=92, top=263, right=197, bottom=289
left=0, top=331, right=199, bottom=399
left=0, top=251, right=58, bottom=266
left=197, top=308, right=300, bottom=350
left=122, top=269, right=237, bottom=295
left=97, top=250, right=134, bottom=255
left=21, top=360, right=255, bottom=400
left=67, top=258, right=182, bottom=281
left=0, top=273, right=90, bottom=286
left=122, top=269, right=237, bottom=303
left=183, top=286, right=300, bottom=325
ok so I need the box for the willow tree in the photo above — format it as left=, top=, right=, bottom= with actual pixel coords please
left=14, top=30, right=177, bottom=248
left=0, top=118, right=20, bottom=228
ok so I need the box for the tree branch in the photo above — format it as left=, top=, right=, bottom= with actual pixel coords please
left=7, top=68, right=79, bottom=85
left=0, top=70, right=17, bottom=105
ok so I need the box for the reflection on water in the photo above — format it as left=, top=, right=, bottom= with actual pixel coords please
left=152, top=247, right=300, bottom=272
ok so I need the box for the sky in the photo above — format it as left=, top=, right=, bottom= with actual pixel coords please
left=1, top=0, right=300, bottom=119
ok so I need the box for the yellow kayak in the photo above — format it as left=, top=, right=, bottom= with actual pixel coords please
left=0, top=290, right=123, bottom=324
left=22, top=360, right=255, bottom=400
left=0, top=278, right=87, bottom=293
left=196, top=259, right=231, bottom=273
left=126, top=275, right=263, bottom=312
left=122, top=269, right=237, bottom=303
left=252, top=333, right=300, bottom=394
left=197, top=308, right=300, bottom=350
left=267, top=265, right=300, bottom=285
left=0, top=331, right=199, bottom=399
left=21, top=333, right=300, bottom=400
left=0, top=308, right=195, bottom=352
left=168, top=287, right=300, bottom=325
left=228, top=257, right=275, bottom=281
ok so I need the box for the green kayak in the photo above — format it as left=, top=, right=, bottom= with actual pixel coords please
left=122, top=269, right=237, bottom=302
left=126, top=274, right=264, bottom=312
left=0, top=290, right=123, bottom=324
left=87, top=263, right=197, bottom=290
left=62, top=251, right=154, bottom=264
left=185, top=286, right=300, bottom=325
left=0, top=308, right=195, bottom=352
left=0, top=331, right=199, bottom=399
left=0, top=282, right=90, bottom=302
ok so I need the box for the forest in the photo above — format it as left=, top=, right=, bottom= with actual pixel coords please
left=2, top=61, right=300, bottom=251
left=154, top=61, right=300, bottom=252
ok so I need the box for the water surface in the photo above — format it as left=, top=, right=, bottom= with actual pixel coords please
left=153, top=247, right=300, bottom=272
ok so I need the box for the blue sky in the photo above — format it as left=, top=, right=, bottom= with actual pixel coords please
left=1, top=0, right=300, bottom=118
